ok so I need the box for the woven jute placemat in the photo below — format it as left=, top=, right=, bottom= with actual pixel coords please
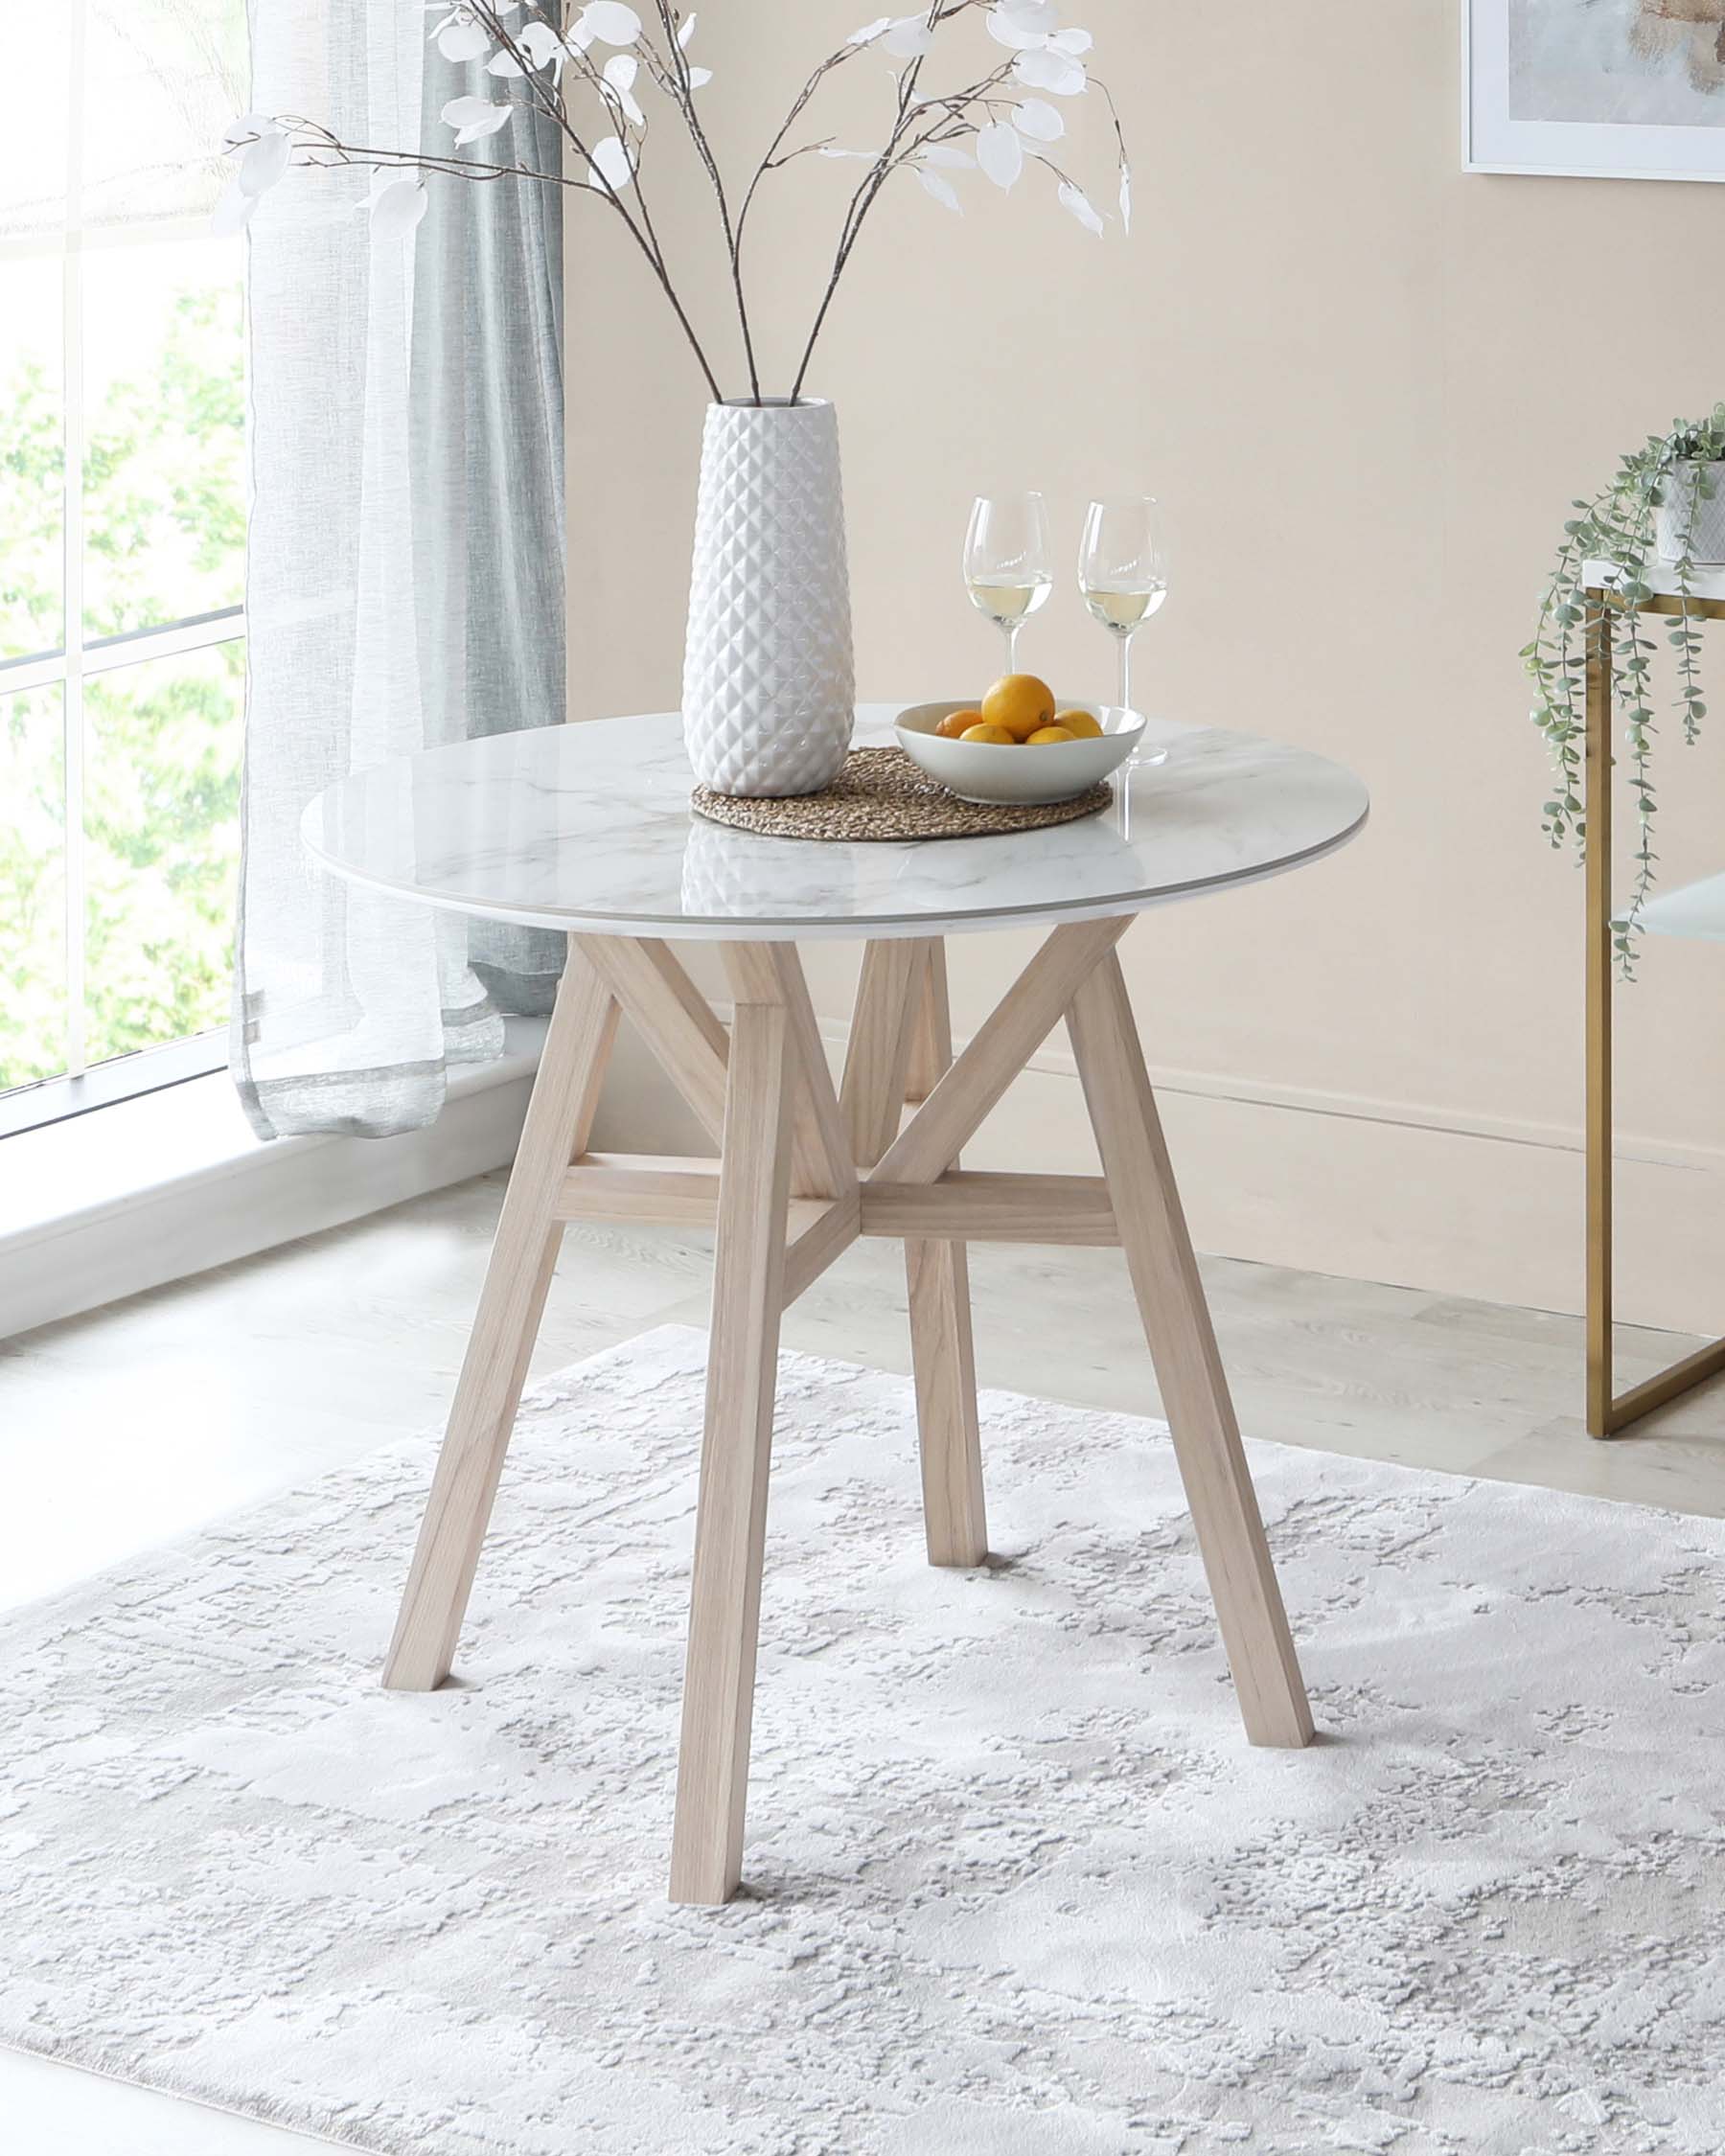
left=690, top=745, right=1111, bottom=842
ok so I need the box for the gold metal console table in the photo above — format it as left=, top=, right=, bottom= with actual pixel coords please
left=1585, top=560, right=1725, bottom=1435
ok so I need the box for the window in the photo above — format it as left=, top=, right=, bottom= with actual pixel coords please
left=0, top=1, right=246, bottom=1131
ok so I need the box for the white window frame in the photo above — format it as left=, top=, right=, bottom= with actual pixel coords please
left=0, top=2, right=247, bottom=1133
left=0, top=3, right=553, bottom=1326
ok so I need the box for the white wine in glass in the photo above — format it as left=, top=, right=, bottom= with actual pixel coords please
left=1078, top=495, right=1168, bottom=718
left=964, top=493, right=1053, bottom=675
left=967, top=576, right=1052, bottom=638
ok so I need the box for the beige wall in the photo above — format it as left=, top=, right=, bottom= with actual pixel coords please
left=569, top=0, right=1725, bottom=1333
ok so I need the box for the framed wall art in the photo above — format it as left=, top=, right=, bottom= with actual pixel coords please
left=1465, top=0, right=1725, bottom=181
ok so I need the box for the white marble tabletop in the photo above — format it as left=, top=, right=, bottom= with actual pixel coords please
left=302, top=707, right=1368, bottom=942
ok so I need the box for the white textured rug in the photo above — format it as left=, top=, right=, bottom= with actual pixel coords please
left=3, top=1327, right=1723, bottom=2156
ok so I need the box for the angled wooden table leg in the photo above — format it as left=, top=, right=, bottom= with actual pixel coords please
left=840, top=939, right=928, bottom=1167
left=901, top=943, right=986, bottom=1567
left=732, top=941, right=856, bottom=1204
left=383, top=946, right=620, bottom=1692
left=1068, top=948, right=1313, bottom=1750
left=579, top=936, right=729, bottom=1148
left=905, top=939, right=951, bottom=1110
left=670, top=951, right=797, bottom=1905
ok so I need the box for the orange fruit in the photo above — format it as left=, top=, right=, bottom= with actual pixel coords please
left=980, top=674, right=1057, bottom=742
left=1052, top=708, right=1102, bottom=739
left=959, top=722, right=1016, bottom=744
left=1026, top=724, right=1077, bottom=745
left=935, top=707, right=984, bottom=740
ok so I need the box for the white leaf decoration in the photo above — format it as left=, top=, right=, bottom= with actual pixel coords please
left=685, top=64, right=712, bottom=86
left=883, top=14, right=935, bottom=57
left=994, top=0, right=1061, bottom=33
left=579, top=1, right=642, bottom=45
left=917, top=143, right=975, bottom=169
left=916, top=166, right=963, bottom=213
left=369, top=175, right=429, bottom=239
left=487, top=48, right=524, bottom=74
left=603, top=53, right=646, bottom=127
left=1012, top=47, right=1087, bottom=94
left=211, top=175, right=257, bottom=236
left=434, top=14, right=490, bottom=61
left=517, top=20, right=565, bottom=66
left=1013, top=96, right=1065, bottom=143
left=990, top=4, right=1092, bottom=96
left=1057, top=179, right=1104, bottom=235
left=986, top=11, right=1046, bottom=51
left=586, top=132, right=635, bottom=193
left=1118, top=164, right=1131, bottom=233
left=220, top=111, right=268, bottom=153
left=442, top=94, right=513, bottom=145
left=678, top=11, right=697, bottom=45
left=818, top=146, right=881, bottom=159
left=975, top=119, right=1024, bottom=190
left=849, top=16, right=893, bottom=43
left=239, top=126, right=290, bottom=195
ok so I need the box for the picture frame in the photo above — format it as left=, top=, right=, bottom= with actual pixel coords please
left=1464, top=0, right=1725, bottom=183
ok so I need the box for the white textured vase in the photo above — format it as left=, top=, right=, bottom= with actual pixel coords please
left=681, top=399, right=855, bottom=798
left=1655, top=459, right=1725, bottom=564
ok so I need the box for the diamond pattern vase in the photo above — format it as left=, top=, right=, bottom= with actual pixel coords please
left=681, top=399, right=855, bottom=798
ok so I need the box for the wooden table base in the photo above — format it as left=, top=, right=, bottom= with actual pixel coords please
left=381, top=920, right=1315, bottom=1904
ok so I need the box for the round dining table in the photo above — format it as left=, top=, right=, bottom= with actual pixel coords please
left=305, top=704, right=1368, bottom=1905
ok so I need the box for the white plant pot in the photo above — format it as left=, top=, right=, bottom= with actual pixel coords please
left=1654, top=458, right=1725, bottom=565
left=681, top=398, right=855, bottom=798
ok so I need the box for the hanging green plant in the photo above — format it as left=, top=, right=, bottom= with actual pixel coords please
left=1526, top=406, right=1725, bottom=975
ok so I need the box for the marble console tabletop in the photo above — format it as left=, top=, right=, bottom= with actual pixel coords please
left=304, top=706, right=1369, bottom=942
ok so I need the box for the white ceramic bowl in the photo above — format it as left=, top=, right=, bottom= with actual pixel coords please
left=894, top=700, right=1147, bottom=806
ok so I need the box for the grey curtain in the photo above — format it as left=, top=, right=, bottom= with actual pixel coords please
left=231, top=9, right=564, bottom=1140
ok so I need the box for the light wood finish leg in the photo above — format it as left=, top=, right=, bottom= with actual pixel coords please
left=900, top=942, right=986, bottom=1567
left=905, top=942, right=952, bottom=1106
left=669, top=969, right=796, bottom=1906
left=875, top=915, right=1130, bottom=1186
left=580, top=935, right=729, bottom=1146
left=382, top=949, right=620, bottom=1692
left=840, top=939, right=931, bottom=1168
left=1068, top=951, right=1313, bottom=1750
left=727, top=943, right=855, bottom=1202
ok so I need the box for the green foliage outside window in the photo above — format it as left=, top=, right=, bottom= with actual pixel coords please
left=0, top=276, right=245, bottom=1091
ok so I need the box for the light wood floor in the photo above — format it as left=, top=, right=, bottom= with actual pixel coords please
left=5, top=1168, right=1725, bottom=2149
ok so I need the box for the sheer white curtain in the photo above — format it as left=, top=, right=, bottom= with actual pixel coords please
left=232, top=3, right=564, bottom=1140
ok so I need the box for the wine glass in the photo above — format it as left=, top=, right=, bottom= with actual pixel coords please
left=1078, top=495, right=1168, bottom=718
left=964, top=493, right=1053, bottom=676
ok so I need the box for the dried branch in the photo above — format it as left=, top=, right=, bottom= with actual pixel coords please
left=226, top=0, right=1128, bottom=405
left=651, top=0, right=762, bottom=401
left=791, top=39, right=1018, bottom=399
left=399, top=6, right=727, bottom=397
